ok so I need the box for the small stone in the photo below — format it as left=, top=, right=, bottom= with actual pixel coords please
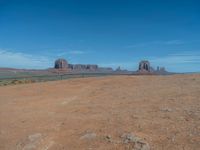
left=121, top=133, right=140, bottom=144
left=17, top=133, right=42, bottom=150
left=106, top=135, right=111, bottom=139
left=160, top=108, right=172, bottom=112
left=28, top=133, right=42, bottom=142
left=105, top=135, right=112, bottom=142
left=121, top=133, right=150, bottom=150
left=80, top=132, right=96, bottom=140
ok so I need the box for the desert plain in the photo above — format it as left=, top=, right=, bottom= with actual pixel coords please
left=0, top=75, right=200, bottom=150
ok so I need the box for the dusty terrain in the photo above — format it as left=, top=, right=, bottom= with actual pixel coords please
left=0, top=75, right=200, bottom=150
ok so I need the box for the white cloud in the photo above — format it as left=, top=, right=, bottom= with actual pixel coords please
left=0, top=49, right=53, bottom=69
left=56, top=50, right=88, bottom=57
left=126, top=40, right=184, bottom=48
left=150, top=52, right=200, bottom=64
left=0, top=48, right=91, bottom=69
left=149, top=52, right=200, bottom=72
left=164, top=40, right=184, bottom=45
left=68, top=50, right=85, bottom=55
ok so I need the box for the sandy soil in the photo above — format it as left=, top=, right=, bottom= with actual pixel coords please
left=0, top=75, right=200, bottom=150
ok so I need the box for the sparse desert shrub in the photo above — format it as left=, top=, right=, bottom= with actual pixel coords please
left=11, top=80, right=23, bottom=84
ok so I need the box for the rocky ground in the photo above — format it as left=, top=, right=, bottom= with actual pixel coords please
left=0, top=75, right=200, bottom=150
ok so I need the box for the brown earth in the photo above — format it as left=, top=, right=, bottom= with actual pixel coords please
left=0, top=75, right=200, bottom=150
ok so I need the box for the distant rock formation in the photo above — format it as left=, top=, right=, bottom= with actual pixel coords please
left=54, top=59, right=68, bottom=69
left=68, top=64, right=98, bottom=71
left=116, top=66, right=121, bottom=71
left=54, top=58, right=100, bottom=72
left=138, top=60, right=151, bottom=73
left=98, top=67, right=114, bottom=73
left=155, top=66, right=169, bottom=75
left=53, top=58, right=170, bottom=75
left=159, top=67, right=166, bottom=72
left=86, top=65, right=98, bottom=71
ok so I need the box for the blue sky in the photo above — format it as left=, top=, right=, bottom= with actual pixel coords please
left=0, top=0, right=200, bottom=72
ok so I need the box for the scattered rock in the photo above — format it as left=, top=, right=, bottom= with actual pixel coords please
left=160, top=108, right=173, bottom=112
left=121, top=133, right=150, bottom=150
left=121, top=133, right=140, bottom=144
left=105, top=135, right=112, bottom=142
left=80, top=132, right=96, bottom=140
left=17, top=133, right=42, bottom=150
left=28, top=133, right=42, bottom=142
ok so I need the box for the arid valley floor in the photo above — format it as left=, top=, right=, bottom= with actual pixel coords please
left=0, top=75, right=200, bottom=150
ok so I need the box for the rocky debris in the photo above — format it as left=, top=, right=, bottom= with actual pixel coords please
left=105, top=135, right=112, bottom=142
left=103, top=133, right=150, bottom=149
left=160, top=107, right=173, bottom=112
left=28, top=133, right=42, bottom=142
left=121, top=133, right=150, bottom=150
left=121, top=133, right=140, bottom=144
left=54, top=58, right=68, bottom=69
left=17, top=133, right=42, bottom=150
left=80, top=132, right=96, bottom=140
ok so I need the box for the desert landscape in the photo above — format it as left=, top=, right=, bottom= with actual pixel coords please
left=1, top=1, right=200, bottom=150
left=0, top=74, right=200, bottom=150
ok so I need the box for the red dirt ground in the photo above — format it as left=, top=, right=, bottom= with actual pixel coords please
left=0, top=75, right=200, bottom=150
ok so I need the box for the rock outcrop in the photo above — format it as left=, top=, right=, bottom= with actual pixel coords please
left=53, top=58, right=169, bottom=75
left=54, top=59, right=68, bottom=69
left=138, top=60, right=151, bottom=73
left=68, top=64, right=98, bottom=71
left=155, top=66, right=169, bottom=75
left=54, top=59, right=99, bottom=72
left=86, top=65, right=98, bottom=71
left=121, top=133, right=150, bottom=150
left=136, top=60, right=170, bottom=75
